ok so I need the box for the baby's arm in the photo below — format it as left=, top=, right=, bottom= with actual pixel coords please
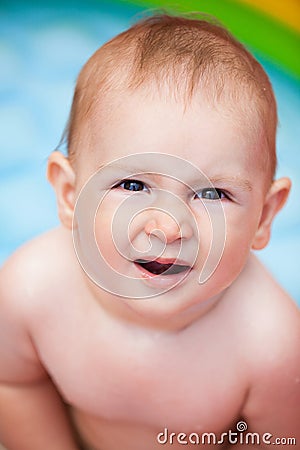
left=0, top=255, right=80, bottom=450
left=0, top=380, right=79, bottom=450
left=242, top=296, right=300, bottom=447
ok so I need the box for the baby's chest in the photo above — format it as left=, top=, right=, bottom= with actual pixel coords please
left=37, top=313, right=246, bottom=431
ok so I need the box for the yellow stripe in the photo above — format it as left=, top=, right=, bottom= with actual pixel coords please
left=237, top=0, right=300, bottom=33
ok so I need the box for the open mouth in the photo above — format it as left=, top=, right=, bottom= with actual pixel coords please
left=134, top=259, right=191, bottom=276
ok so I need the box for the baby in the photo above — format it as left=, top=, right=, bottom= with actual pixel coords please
left=0, top=13, right=299, bottom=450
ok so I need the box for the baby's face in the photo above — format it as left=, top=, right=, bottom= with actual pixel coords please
left=73, top=89, right=269, bottom=317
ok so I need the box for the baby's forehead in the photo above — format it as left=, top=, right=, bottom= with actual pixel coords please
left=82, top=88, right=267, bottom=174
left=87, top=81, right=265, bottom=144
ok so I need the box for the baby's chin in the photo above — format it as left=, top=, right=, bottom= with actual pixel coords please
left=83, top=255, right=230, bottom=328
left=116, top=276, right=223, bottom=325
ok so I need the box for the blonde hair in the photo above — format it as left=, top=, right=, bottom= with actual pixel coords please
left=64, top=13, right=277, bottom=178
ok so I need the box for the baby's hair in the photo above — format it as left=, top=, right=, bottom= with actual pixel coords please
left=64, top=12, right=277, bottom=179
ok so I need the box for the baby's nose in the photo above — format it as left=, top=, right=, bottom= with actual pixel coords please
left=144, top=211, right=193, bottom=244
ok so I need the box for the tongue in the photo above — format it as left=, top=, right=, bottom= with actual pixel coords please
left=135, top=260, right=190, bottom=275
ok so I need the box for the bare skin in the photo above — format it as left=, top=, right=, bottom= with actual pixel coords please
left=0, top=227, right=299, bottom=450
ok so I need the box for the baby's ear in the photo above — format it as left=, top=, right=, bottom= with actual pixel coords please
left=252, top=177, right=291, bottom=250
left=47, top=151, right=76, bottom=229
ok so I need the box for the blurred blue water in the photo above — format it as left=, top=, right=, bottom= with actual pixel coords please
left=0, top=1, right=299, bottom=304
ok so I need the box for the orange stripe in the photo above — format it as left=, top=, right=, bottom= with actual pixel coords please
left=237, top=0, right=300, bottom=33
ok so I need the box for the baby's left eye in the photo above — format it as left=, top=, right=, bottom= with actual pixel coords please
left=194, top=188, right=227, bottom=200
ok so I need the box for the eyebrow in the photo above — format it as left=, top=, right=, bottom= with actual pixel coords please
left=208, top=176, right=253, bottom=191
left=97, top=163, right=253, bottom=192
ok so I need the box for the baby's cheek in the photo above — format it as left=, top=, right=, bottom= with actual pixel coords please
left=221, top=224, right=252, bottom=272
left=196, top=224, right=214, bottom=266
left=193, top=206, right=223, bottom=267
left=94, top=208, right=132, bottom=274
left=94, top=213, right=115, bottom=263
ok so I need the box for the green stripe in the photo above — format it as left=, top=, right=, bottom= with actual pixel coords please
left=121, top=0, right=300, bottom=79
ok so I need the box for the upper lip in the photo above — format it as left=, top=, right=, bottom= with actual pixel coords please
left=134, top=257, right=192, bottom=267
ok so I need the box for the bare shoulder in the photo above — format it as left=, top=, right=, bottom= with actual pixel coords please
left=0, top=227, right=76, bottom=382
left=0, top=225, right=82, bottom=323
left=236, top=252, right=300, bottom=347
left=0, top=226, right=75, bottom=304
left=232, top=253, right=300, bottom=438
left=233, top=253, right=300, bottom=371
left=1, top=226, right=73, bottom=274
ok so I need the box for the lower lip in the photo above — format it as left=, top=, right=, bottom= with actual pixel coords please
left=134, top=262, right=191, bottom=289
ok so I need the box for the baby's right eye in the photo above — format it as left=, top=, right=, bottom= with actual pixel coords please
left=115, top=179, right=149, bottom=192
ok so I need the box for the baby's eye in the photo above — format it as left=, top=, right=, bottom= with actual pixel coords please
left=194, top=188, right=227, bottom=200
left=116, top=179, right=149, bottom=192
